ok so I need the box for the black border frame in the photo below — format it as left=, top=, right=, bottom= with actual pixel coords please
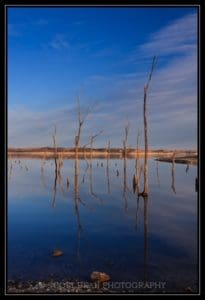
left=1, top=0, right=203, bottom=296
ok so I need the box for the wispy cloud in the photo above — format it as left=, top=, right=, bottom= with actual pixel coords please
left=80, top=11, right=197, bottom=148
left=8, top=105, right=77, bottom=147
left=49, top=34, right=70, bottom=49
left=128, top=12, right=197, bottom=64
left=141, top=13, right=197, bottom=56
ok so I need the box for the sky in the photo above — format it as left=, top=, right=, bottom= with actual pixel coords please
left=8, top=6, right=198, bottom=149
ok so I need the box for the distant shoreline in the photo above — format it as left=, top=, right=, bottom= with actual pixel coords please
left=7, top=147, right=197, bottom=164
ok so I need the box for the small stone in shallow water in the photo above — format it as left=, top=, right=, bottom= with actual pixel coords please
left=52, top=249, right=63, bottom=257
left=90, top=271, right=110, bottom=283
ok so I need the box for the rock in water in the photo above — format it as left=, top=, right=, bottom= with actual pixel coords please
left=90, top=271, right=110, bottom=283
left=52, top=249, right=63, bottom=257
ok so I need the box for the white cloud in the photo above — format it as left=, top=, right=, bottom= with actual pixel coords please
left=139, top=13, right=197, bottom=57
left=8, top=106, right=77, bottom=147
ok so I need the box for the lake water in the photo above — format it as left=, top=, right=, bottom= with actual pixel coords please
left=7, top=157, right=198, bottom=293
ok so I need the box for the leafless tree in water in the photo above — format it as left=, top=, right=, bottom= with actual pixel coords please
left=133, top=129, right=143, bottom=194
left=52, top=125, right=58, bottom=207
left=140, top=56, right=157, bottom=197
left=106, top=140, right=111, bottom=194
left=51, top=125, right=65, bottom=206
left=123, top=122, right=130, bottom=212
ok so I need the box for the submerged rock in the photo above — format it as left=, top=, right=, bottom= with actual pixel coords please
left=90, top=271, right=110, bottom=283
left=52, top=249, right=63, bottom=257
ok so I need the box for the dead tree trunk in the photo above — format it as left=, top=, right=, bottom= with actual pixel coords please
left=123, top=122, right=130, bottom=158
left=143, top=85, right=148, bottom=196
left=52, top=124, right=58, bottom=207
left=135, top=129, right=141, bottom=175
left=140, top=56, right=157, bottom=197
left=133, top=129, right=141, bottom=194
left=123, top=122, right=130, bottom=212
left=106, top=140, right=111, bottom=194
left=52, top=124, right=58, bottom=177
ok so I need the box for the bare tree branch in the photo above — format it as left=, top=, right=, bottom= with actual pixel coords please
left=75, top=95, right=95, bottom=156
left=82, top=130, right=103, bottom=148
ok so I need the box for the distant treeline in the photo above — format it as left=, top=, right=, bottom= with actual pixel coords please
left=8, top=147, right=197, bottom=154
left=8, top=147, right=135, bottom=153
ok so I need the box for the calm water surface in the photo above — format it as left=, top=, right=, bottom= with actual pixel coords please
left=8, top=158, right=198, bottom=292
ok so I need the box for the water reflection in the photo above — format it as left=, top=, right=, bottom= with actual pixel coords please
left=143, top=195, right=148, bottom=284
left=40, top=160, right=47, bottom=189
left=171, top=152, right=176, bottom=194
left=135, top=194, right=140, bottom=231
left=156, top=161, right=160, bottom=188
left=134, top=192, right=149, bottom=286
left=74, top=157, right=83, bottom=261
left=195, top=177, right=198, bottom=193
left=52, top=161, right=57, bottom=208
left=8, top=159, right=13, bottom=180
left=89, top=156, right=100, bottom=202
left=8, top=156, right=198, bottom=292
left=186, top=164, right=189, bottom=174
left=123, top=154, right=128, bottom=212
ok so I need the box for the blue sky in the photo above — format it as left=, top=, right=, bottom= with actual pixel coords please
left=8, top=7, right=198, bottom=149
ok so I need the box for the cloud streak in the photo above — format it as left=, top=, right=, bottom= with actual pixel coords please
left=139, top=13, right=197, bottom=57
